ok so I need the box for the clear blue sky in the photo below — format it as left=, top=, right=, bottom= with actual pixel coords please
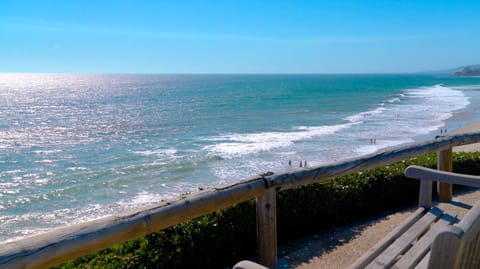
left=1, top=0, right=479, bottom=73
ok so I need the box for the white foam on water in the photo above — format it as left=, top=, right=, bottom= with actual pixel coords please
left=0, top=203, right=107, bottom=242
left=118, top=191, right=162, bottom=207
left=32, top=149, right=63, bottom=155
left=203, top=84, right=471, bottom=182
left=203, top=123, right=352, bottom=157
left=352, top=85, right=469, bottom=155
left=131, top=148, right=178, bottom=157
left=66, top=166, right=89, bottom=171
left=1, top=186, right=198, bottom=242
left=355, top=138, right=414, bottom=156
left=344, top=106, right=386, bottom=123
left=387, top=97, right=401, bottom=103
left=275, top=151, right=297, bottom=156
left=451, top=85, right=480, bottom=91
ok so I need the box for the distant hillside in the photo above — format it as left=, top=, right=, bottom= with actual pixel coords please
left=453, top=65, right=480, bottom=77
left=417, top=65, right=480, bottom=76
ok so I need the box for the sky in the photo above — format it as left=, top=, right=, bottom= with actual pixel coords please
left=1, top=0, right=479, bottom=74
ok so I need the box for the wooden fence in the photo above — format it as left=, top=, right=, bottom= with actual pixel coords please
left=2, top=132, right=480, bottom=268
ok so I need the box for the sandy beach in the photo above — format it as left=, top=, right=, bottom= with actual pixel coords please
left=278, top=122, right=480, bottom=269
left=453, top=121, right=480, bottom=152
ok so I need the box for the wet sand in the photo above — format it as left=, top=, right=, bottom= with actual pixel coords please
left=453, top=121, right=480, bottom=152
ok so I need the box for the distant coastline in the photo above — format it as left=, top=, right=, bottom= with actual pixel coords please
left=452, top=65, right=480, bottom=77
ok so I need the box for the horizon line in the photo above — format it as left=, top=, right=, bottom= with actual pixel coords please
left=0, top=71, right=449, bottom=76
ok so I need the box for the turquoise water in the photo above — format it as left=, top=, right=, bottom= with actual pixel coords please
left=1, top=73, right=480, bottom=241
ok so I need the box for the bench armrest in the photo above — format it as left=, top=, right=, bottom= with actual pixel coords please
left=233, top=260, right=269, bottom=269
left=405, top=165, right=480, bottom=188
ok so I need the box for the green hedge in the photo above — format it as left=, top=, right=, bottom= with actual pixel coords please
left=56, top=152, right=480, bottom=269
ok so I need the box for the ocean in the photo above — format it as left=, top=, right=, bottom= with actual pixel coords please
left=1, top=73, right=480, bottom=241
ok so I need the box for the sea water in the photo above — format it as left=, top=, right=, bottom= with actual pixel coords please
left=1, top=73, right=480, bottom=241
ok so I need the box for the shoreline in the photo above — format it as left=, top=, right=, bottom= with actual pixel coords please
left=436, top=86, right=480, bottom=152
left=448, top=84, right=480, bottom=152
left=453, top=121, right=480, bottom=152
left=410, top=84, right=480, bottom=145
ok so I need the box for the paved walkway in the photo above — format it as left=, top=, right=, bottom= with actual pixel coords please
left=276, top=188, right=480, bottom=269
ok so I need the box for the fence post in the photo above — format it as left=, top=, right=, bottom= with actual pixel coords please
left=256, top=187, right=277, bottom=268
left=437, top=146, right=453, bottom=202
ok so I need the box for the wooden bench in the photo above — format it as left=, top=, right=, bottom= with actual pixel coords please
left=233, top=165, right=480, bottom=269
left=350, top=165, right=480, bottom=269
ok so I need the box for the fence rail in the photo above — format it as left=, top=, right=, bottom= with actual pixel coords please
left=2, top=132, right=480, bottom=268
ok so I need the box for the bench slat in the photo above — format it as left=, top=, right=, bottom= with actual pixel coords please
left=393, top=212, right=457, bottom=269
left=415, top=252, right=429, bottom=269
left=366, top=207, right=443, bottom=269
left=348, top=208, right=426, bottom=269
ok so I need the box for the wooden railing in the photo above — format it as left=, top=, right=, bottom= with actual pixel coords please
left=2, top=132, right=480, bottom=268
